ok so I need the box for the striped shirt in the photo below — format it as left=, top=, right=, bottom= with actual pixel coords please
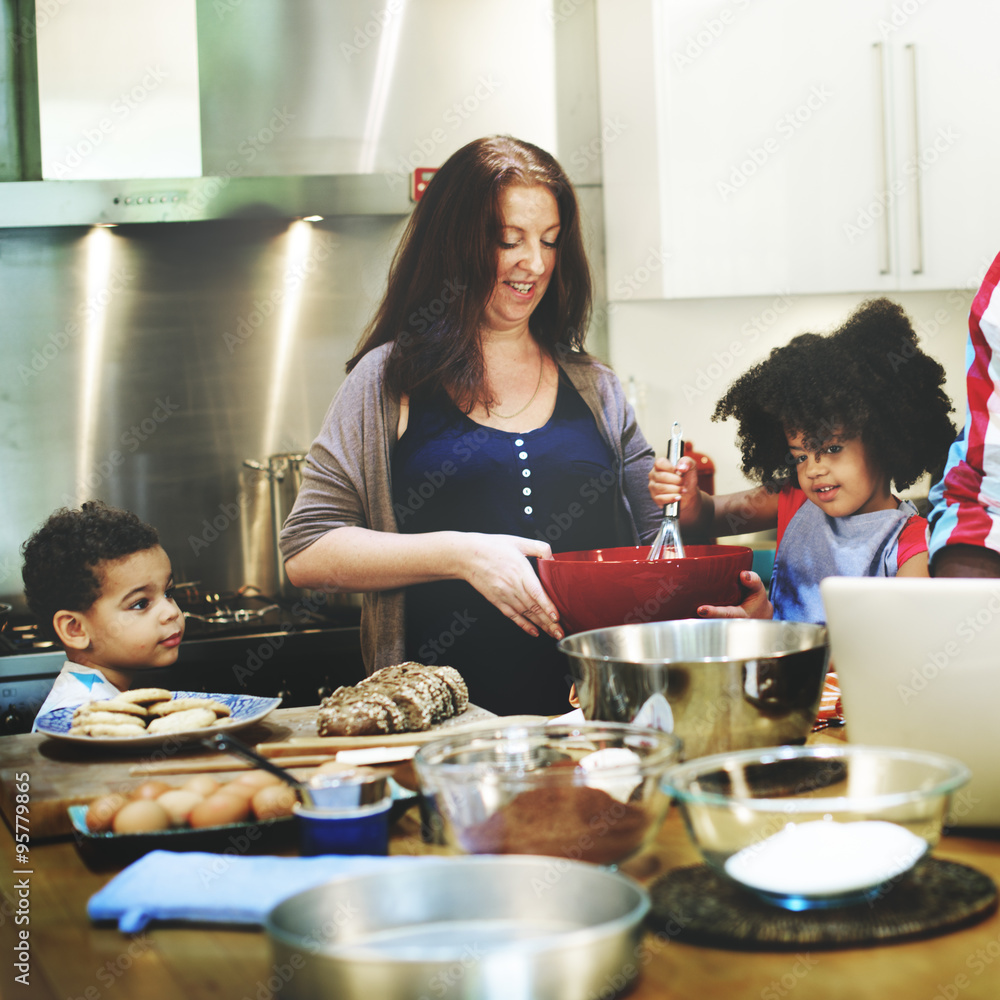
left=928, top=251, right=1000, bottom=562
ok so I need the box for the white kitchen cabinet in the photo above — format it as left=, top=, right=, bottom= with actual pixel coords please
left=596, top=0, right=1000, bottom=298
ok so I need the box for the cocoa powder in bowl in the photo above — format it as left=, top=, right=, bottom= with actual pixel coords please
left=458, top=784, right=649, bottom=865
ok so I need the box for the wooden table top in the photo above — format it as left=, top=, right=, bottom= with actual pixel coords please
left=3, top=718, right=1000, bottom=1000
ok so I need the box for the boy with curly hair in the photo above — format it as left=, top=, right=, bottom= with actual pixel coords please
left=649, top=298, right=957, bottom=622
left=22, top=500, right=185, bottom=726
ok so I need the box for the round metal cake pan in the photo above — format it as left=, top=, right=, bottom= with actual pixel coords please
left=265, top=855, right=650, bottom=1000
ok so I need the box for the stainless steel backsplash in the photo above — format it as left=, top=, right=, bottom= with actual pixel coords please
left=0, top=215, right=405, bottom=607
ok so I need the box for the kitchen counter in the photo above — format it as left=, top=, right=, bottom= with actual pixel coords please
left=2, top=717, right=1000, bottom=999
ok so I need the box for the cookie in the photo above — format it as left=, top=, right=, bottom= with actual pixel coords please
left=117, top=687, right=173, bottom=706
left=149, top=698, right=231, bottom=717
left=146, top=708, right=218, bottom=734
left=70, top=711, right=150, bottom=728
left=69, top=722, right=148, bottom=737
left=75, top=699, right=148, bottom=718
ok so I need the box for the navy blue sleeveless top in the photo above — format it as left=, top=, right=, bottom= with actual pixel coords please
left=391, top=372, right=629, bottom=715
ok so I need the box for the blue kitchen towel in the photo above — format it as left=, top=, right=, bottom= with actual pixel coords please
left=87, top=850, right=444, bottom=932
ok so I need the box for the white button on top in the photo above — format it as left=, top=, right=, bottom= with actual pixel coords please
left=522, top=468, right=531, bottom=478
left=524, top=506, right=533, bottom=515
left=514, top=439, right=524, bottom=446
left=518, top=451, right=528, bottom=460
left=522, top=487, right=531, bottom=496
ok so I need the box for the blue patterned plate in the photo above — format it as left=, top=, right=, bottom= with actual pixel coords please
left=35, top=691, right=282, bottom=749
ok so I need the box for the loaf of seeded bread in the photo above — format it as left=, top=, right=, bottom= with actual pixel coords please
left=317, top=662, right=469, bottom=737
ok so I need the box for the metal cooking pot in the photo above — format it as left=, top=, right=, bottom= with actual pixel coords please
left=241, top=453, right=361, bottom=607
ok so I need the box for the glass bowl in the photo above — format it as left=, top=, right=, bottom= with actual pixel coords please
left=413, top=723, right=683, bottom=866
left=662, top=744, right=970, bottom=909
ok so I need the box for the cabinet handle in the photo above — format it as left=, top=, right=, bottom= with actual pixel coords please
left=906, top=43, right=924, bottom=275
left=873, top=42, right=892, bottom=275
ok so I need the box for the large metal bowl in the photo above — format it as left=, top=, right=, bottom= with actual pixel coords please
left=558, top=619, right=829, bottom=759
left=265, top=856, right=649, bottom=1000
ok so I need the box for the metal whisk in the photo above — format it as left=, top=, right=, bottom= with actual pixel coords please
left=648, top=422, right=686, bottom=560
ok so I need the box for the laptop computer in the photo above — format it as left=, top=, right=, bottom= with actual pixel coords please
left=821, top=576, right=1000, bottom=829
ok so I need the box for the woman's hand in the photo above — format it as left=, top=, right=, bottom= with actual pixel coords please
left=648, top=455, right=702, bottom=526
left=460, top=533, right=564, bottom=640
left=695, top=570, right=773, bottom=620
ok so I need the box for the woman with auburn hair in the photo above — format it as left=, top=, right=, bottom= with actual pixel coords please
left=280, top=135, right=659, bottom=715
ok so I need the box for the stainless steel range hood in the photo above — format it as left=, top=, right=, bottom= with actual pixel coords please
left=2, top=0, right=560, bottom=227
left=0, top=174, right=411, bottom=227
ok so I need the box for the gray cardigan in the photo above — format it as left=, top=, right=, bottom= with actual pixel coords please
left=280, top=343, right=661, bottom=673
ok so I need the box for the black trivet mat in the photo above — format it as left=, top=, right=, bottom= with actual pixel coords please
left=647, top=858, right=997, bottom=951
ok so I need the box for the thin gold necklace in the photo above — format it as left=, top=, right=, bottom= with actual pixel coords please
left=489, top=349, right=544, bottom=420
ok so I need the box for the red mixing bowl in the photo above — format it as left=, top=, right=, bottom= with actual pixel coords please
left=538, top=544, right=754, bottom=635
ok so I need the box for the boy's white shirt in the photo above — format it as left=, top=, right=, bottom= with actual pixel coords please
left=31, top=661, right=123, bottom=730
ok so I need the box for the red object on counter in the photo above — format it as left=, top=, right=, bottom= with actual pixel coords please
left=685, top=441, right=715, bottom=496
left=538, top=544, right=752, bottom=635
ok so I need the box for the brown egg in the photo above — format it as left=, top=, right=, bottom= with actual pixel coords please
left=182, top=775, right=220, bottom=798
left=232, top=769, right=282, bottom=790
left=130, top=780, right=173, bottom=801
left=251, top=783, right=298, bottom=820
left=189, top=792, right=252, bottom=829
left=218, top=779, right=260, bottom=801
left=112, top=799, right=171, bottom=834
left=86, top=792, right=129, bottom=833
left=156, top=788, right=204, bottom=827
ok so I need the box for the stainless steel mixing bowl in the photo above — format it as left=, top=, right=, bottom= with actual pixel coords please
left=265, top=856, right=650, bottom=1000
left=558, top=619, right=829, bottom=759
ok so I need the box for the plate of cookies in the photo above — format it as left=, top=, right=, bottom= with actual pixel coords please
left=34, top=689, right=282, bottom=748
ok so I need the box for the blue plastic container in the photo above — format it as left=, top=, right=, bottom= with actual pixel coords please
left=294, top=799, right=392, bottom=857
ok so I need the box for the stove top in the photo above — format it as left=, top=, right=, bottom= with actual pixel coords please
left=0, top=587, right=362, bottom=655
left=0, top=590, right=364, bottom=735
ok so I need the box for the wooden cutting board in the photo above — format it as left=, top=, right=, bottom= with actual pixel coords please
left=0, top=705, right=546, bottom=838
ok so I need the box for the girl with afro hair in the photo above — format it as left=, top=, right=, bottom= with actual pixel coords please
left=648, top=298, right=957, bottom=622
